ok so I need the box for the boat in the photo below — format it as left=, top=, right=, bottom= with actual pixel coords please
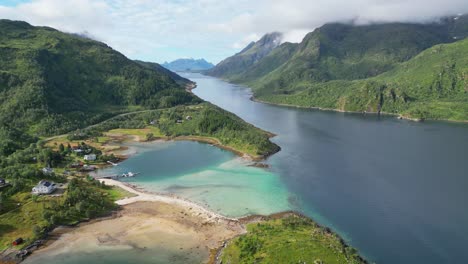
left=107, top=161, right=119, bottom=166
left=121, top=172, right=139, bottom=178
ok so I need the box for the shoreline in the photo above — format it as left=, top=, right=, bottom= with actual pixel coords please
left=20, top=179, right=244, bottom=264
left=251, top=96, right=468, bottom=124
left=106, top=130, right=278, bottom=162
left=99, top=178, right=238, bottom=222
left=22, top=180, right=368, bottom=264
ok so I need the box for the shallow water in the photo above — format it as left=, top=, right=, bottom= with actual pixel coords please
left=95, top=141, right=294, bottom=217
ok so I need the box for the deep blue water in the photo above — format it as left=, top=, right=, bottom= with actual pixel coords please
left=186, top=72, right=468, bottom=264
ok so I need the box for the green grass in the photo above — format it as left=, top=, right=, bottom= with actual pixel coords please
left=102, top=186, right=136, bottom=201
left=0, top=194, right=49, bottom=250
left=107, top=127, right=164, bottom=140
left=221, top=215, right=365, bottom=264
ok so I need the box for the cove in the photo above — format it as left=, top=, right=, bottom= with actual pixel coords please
left=184, top=72, right=468, bottom=264
left=94, top=140, right=294, bottom=217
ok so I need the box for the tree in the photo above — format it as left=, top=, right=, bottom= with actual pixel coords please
left=59, top=143, right=65, bottom=153
left=146, top=133, right=154, bottom=141
left=33, top=225, right=42, bottom=238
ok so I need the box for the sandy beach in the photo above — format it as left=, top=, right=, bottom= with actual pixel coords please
left=24, top=179, right=245, bottom=264
left=100, top=179, right=238, bottom=222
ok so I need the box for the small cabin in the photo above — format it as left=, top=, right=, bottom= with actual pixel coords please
left=176, top=120, right=183, bottom=124
left=84, top=154, right=96, bottom=161
left=186, top=116, right=192, bottom=120
left=0, top=178, right=5, bottom=185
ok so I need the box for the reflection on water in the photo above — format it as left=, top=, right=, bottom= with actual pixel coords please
left=186, top=72, right=468, bottom=264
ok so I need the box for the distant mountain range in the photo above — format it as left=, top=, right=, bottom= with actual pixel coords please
left=207, top=15, right=468, bottom=121
left=162, top=58, right=214, bottom=72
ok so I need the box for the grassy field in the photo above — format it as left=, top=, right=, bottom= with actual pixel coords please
left=0, top=192, right=49, bottom=249
left=103, top=185, right=137, bottom=201
left=106, top=127, right=164, bottom=141
left=221, top=214, right=365, bottom=264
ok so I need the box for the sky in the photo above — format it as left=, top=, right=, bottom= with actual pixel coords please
left=0, top=0, right=467, bottom=64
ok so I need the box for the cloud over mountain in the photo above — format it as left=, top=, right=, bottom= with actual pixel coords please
left=0, top=0, right=467, bottom=63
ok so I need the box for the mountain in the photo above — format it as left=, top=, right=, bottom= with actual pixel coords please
left=162, top=58, right=214, bottom=72
left=260, top=38, right=468, bottom=121
left=0, top=20, right=200, bottom=136
left=206, top=32, right=283, bottom=78
left=210, top=16, right=468, bottom=121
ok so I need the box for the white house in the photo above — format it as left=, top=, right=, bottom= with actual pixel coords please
left=42, top=167, right=54, bottom=175
left=84, top=154, right=96, bottom=161
left=32, top=180, right=56, bottom=195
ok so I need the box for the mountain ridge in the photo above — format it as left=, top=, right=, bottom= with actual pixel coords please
left=206, top=32, right=283, bottom=78
left=162, top=58, right=214, bottom=72
left=208, top=16, right=468, bottom=121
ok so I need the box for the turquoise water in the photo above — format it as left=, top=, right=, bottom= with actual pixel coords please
left=95, top=141, right=294, bottom=217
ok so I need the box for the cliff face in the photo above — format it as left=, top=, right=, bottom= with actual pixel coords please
left=206, top=32, right=282, bottom=78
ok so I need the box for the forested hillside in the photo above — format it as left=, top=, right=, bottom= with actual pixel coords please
left=0, top=19, right=199, bottom=138
left=258, top=38, right=468, bottom=121
left=209, top=15, right=468, bottom=121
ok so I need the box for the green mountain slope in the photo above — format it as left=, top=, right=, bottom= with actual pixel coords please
left=211, top=16, right=468, bottom=121
left=0, top=20, right=200, bottom=136
left=258, top=38, right=468, bottom=121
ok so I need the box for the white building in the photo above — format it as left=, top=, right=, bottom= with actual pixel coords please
left=84, top=154, right=96, bottom=161
left=32, top=180, right=56, bottom=195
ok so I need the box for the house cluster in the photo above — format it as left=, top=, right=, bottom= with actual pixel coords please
left=32, top=180, right=56, bottom=195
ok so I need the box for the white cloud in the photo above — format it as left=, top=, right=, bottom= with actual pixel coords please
left=0, top=0, right=467, bottom=63
left=232, top=33, right=260, bottom=49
